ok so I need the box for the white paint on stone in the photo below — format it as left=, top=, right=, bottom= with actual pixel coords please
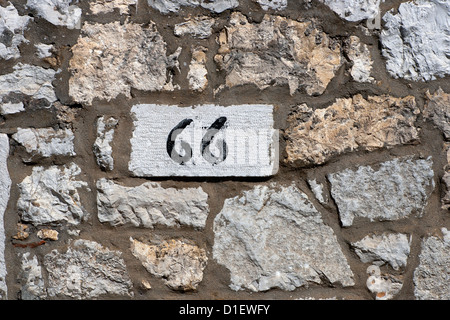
left=26, top=0, right=82, bottom=29
left=0, top=134, right=11, bottom=299
left=328, top=157, right=435, bottom=227
left=17, top=163, right=89, bottom=226
left=0, top=3, right=32, bottom=60
left=129, top=104, right=278, bottom=177
left=213, top=183, right=354, bottom=291
left=12, top=127, right=75, bottom=161
left=381, top=0, right=450, bottom=81
left=96, top=178, right=209, bottom=228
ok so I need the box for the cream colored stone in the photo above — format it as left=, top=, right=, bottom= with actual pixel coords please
left=130, top=238, right=207, bottom=291
left=214, top=12, right=342, bottom=96
left=69, top=21, right=180, bottom=105
left=285, top=94, right=420, bottom=166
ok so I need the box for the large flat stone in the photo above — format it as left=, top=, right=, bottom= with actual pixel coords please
left=214, top=12, right=342, bottom=96
left=285, top=94, right=420, bottom=167
left=213, top=183, right=354, bottom=291
left=128, top=104, right=278, bottom=177
left=96, top=178, right=209, bottom=228
left=380, top=0, right=450, bottom=81
left=328, top=157, right=435, bottom=227
left=69, top=21, right=180, bottom=105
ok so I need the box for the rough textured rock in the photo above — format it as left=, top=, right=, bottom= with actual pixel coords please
left=328, top=157, right=435, bottom=227
left=0, top=64, right=58, bottom=114
left=174, top=17, right=215, bottom=39
left=345, top=36, right=375, bottom=83
left=319, top=0, right=381, bottom=22
left=366, top=265, right=403, bottom=300
left=34, top=43, right=53, bottom=59
left=93, top=116, right=118, bottom=171
left=37, top=228, right=59, bottom=241
left=12, top=127, right=75, bottom=161
left=188, top=47, right=208, bottom=92
left=352, top=233, right=411, bottom=270
left=68, top=21, right=180, bottom=106
left=130, top=238, right=207, bottom=291
left=17, top=163, right=89, bottom=226
left=213, top=183, right=354, bottom=292
left=96, top=178, right=209, bottom=228
left=0, top=134, right=11, bottom=299
left=19, top=253, right=46, bottom=300
left=89, top=0, right=137, bottom=15
left=443, top=145, right=450, bottom=210
left=256, top=0, right=287, bottom=10
left=26, top=0, right=82, bottom=29
left=414, top=228, right=450, bottom=299
left=308, top=179, right=328, bottom=205
left=380, top=0, right=450, bottom=81
left=214, top=12, right=342, bottom=96
left=285, top=94, right=420, bottom=167
left=147, top=0, right=238, bottom=14
left=44, top=239, right=133, bottom=299
left=0, top=3, right=32, bottom=60
left=424, top=88, right=450, bottom=140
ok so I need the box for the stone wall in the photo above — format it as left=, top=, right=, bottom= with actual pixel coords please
left=0, top=0, right=449, bottom=300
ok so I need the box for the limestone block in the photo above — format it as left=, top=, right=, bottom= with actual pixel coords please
left=213, top=183, right=354, bottom=292
left=0, top=3, right=32, bottom=60
left=26, top=0, right=82, bottom=29
left=0, top=134, right=11, bottom=299
left=93, top=117, right=118, bottom=171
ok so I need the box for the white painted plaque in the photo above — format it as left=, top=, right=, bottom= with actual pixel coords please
left=129, top=104, right=279, bottom=177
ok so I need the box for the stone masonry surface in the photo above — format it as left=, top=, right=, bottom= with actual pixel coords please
left=0, top=0, right=449, bottom=301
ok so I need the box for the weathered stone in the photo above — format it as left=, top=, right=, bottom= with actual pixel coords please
left=256, top=0, right=287, bottom=10
left=424, top=88, right=450, bottom=140
left=414, top=228, right=450, bottom=299
left=0, top=134, right=11, bottom=299
left=96, top=178, right=209, bottom=228
left=89, top=0, right=137, bottom=15
left=26, top=0, right=81, bottom=29
left=0, top=64, right=58, bottom=114
left=214, top=12, right=342, bottom=96
left=0, top=3, right=32, bottom=60
left=129, top=103, right=278, bottom=177
left=174, top=17, right=215, bottom=39
left=366, top=265, right=403, bottom=300
left=188, top=47, right=208, bottom=92
left=17, top=163, right=89, bottom=226
left=213, top=183, right=354, bottom=292
left=319, top=0, right=381, bottom=22
left=12, top=127, right=75, bottom=161
left=352, top=233, right=411, bottom=270
left=19, top=253, right=46, bottom=300
left=345, top=36, right=375, bottom=83
left=93, top=116, right=118, bottom=171
left=307, top=179, right=328, bottom=205
left=12, top=223, right=29, bottom=240
left=328, top=157, right=435, bottom=227
left=44, top=239, right=133, bottom=299
left=381, top=0, right=450, bottom=81
left=37, top=228, right=59, bottom=241
left=130, top=238, right=207, bottom=291
left=285, top=95, right=420, bottom=167
left=69, top=21, right=180, bottom=106
left=147, top=0, right=238, bottom=14
left=34, top=43, right=53, bottom=59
